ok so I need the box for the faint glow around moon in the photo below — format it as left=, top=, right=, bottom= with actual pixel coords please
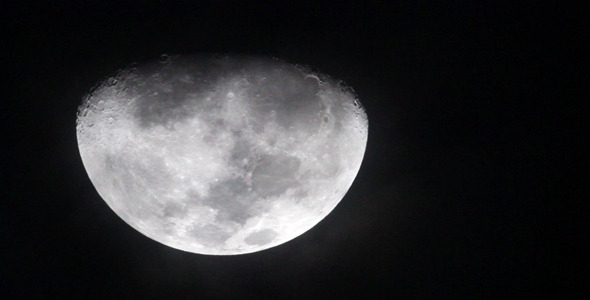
left=76, top=54, right=368, bottom=255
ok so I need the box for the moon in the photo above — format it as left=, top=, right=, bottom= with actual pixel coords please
left=76, top=54, right=368, bottom=255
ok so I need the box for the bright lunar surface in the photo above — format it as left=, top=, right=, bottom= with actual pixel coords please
left=76, top=55, right=368, bottom=255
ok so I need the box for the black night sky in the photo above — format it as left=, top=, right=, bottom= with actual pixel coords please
left=2, top=1, right=584, bottom=299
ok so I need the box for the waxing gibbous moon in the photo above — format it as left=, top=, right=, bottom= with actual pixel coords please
left=76, top=54, right=368, bottom=255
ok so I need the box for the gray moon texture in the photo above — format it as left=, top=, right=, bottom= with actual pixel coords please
left=76, top=55, right=368, bottom=255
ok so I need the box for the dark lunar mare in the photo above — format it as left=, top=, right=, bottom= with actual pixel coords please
left=112, top=55, right=331, bottom=130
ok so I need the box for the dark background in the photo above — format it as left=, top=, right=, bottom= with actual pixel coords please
left=2, top=1, right=585, bottom=299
